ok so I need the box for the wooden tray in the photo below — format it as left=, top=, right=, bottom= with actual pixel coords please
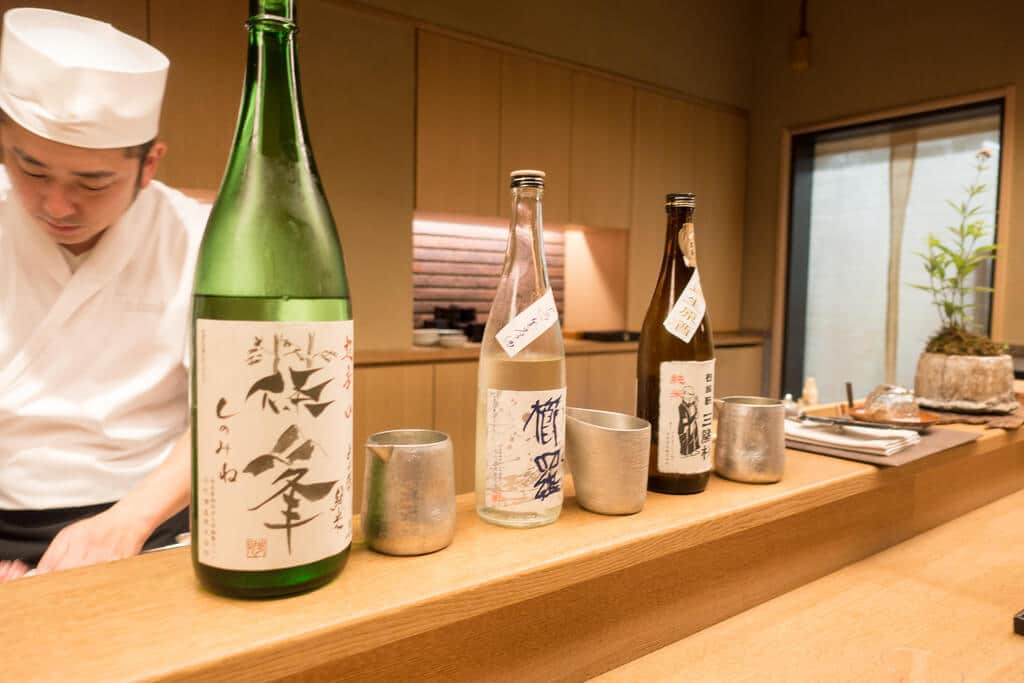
left=847, top=407, right=942, bottom=430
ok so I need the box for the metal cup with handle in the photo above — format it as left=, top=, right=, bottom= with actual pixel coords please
left=362, top=429, right=456, bottom=556
left=714, top=396, right=785, bottom=484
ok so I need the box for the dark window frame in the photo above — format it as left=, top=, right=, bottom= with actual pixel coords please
left=781, top=99, right=1006, bottom=398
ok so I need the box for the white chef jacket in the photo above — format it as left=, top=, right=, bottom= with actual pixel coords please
left=0, top=167, right=210, bottom=509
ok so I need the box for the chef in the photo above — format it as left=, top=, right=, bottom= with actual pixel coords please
left=0, top=8, right=209, bottom=580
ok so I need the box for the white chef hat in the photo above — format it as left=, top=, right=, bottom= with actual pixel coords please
left=0, top=8, right=169, bottom=149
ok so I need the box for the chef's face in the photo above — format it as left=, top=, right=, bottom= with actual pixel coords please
left=0, top=119, right=166, bottom=254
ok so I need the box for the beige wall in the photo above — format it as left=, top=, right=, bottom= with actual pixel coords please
left=356, top=0, right=757, bottom=109
left=744, top=0, right=1024, bottom=345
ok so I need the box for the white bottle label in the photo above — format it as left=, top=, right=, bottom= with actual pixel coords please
left=658, top=360, right=715, bottom=475
left=496, top=289, right=559, bottom=358
left=484, top=387, right=566, bottom=512
left=195, top=319, right=354, bottom=571
left=662, top=269, right=706, bottom=344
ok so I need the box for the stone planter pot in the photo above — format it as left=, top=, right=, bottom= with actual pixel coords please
left=914, top=352, right=1018, bottom=414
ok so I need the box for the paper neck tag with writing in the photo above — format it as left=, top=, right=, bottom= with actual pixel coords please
left=496, top=288, right=559, bottom=357
left=662, top=269, right=706, bottom=343
left=679, top=222, right=697, bottom=268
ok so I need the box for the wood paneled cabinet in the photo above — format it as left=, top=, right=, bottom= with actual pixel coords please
left=353, top=365, right=434, bottom=512
left=627, top=89, right=748, bottom=331
left=416, top=32, right=501, bottom=217
left=569, top=74, right=635, bottom=229
left=498, top=54, right=573, bottom=224
left=692, top=105, right=747, bottom=334
left=433, top=361, right=479, bottom=496
left=628, top=90, right=695, bottom=330
left=417, top=32, right=634, bottom=228
left=716, top=345, right=764, bottom=398
left=568, top=352, right=637, bottom=415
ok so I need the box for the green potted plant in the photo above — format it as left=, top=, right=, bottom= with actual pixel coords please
left=913, top=149, right=1017, bottom=413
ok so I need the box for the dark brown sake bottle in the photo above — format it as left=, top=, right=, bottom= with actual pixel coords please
left=636, top=193, right=716, bottom=494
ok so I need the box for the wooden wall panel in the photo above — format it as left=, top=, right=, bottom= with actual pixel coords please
left=498, top=54, right=573, bottom=224
left=566, top=355, right=590, bottom=409
left=570, top=73, right=635, bottom=229
left=692, top=105, right=746, bottom=332
left=628, top=90, right=696, bottom=329
left=716, top=345, right=763, bottom=397
left=703, top=108, right=747, bottom=333
left=0, top=1, right=146, bottom=39
left=433, top=360, right=479, bottom=495
left=149, top=0, right=245, bottom=191
left=416, top=31, right=501, bottom=217
left=353, top=364, right=434, bottom=512
left=563, top=228, right=628, bottom=332
left=586, top=352, right=637, bottom=415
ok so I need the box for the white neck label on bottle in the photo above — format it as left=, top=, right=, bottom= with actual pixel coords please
left=497, top=288, right=559, bottom=357
left=662, top=269, right=706, bottom=343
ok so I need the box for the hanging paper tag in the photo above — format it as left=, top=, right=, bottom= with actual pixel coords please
left=679, top=222, right=698, bottom=268
left=662, top=270, right=706, bottom=343
left=496, top=289, right=559, bottom=357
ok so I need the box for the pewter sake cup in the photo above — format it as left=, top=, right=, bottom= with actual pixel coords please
left=714, top=396, right=785, bottom=484
left=361, top=430, right=455, bottom=556
left=566, top=407, right=651, bottom=515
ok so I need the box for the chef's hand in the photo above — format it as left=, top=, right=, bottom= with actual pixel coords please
left=35, top=505, right=150, bottom=574
left=0, top=559, right=29, bottom=582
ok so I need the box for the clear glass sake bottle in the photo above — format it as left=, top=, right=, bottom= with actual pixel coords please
left=476, top=170, right=566, bottom=528
left=191, top=0, right=354, bottom=598
left=636, top=193, right=716, bottom=494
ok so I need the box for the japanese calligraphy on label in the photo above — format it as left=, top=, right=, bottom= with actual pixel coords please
left=484, top=387, right=566, bottom=513
left=662, top=269, right=706, bottom=344
left=195, top=319, right=354, bottom=571
left=496, top=289, right=559, bottom=358
left=658, top=360, right=715, bottom=475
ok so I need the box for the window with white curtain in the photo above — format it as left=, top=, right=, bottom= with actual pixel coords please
left=783, top=102, right=1003, bottom=403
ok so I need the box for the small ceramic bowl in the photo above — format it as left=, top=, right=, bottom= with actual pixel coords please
left=413, top=329, right=440, bottom=346
left=439, top=333, right=468, bottom=348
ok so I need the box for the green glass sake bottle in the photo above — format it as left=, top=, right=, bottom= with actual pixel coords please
left=191, top=0, right=353, bottom=598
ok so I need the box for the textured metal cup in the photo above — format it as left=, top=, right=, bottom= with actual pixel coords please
left=714, top=396, right=785, bottom=484
left=566, top=407, right=651, bottom=515
left=361, top=429, right=455, bottom=556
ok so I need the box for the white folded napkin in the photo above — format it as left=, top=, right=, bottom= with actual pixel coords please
left=784, top=419, right=921, bottom=456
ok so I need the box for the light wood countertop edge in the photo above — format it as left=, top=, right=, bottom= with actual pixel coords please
left=2, top=425, right=1014, bottom=683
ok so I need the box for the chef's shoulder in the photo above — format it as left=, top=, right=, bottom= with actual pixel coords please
left=144, top=180, right=211, bottom=258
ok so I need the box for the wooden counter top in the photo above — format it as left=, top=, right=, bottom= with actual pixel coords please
left=3, top=423, right=1020, bottom=682
left=355, top=332, right=765, bottom=366
left=597, top=485, right=1024, bottom=682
